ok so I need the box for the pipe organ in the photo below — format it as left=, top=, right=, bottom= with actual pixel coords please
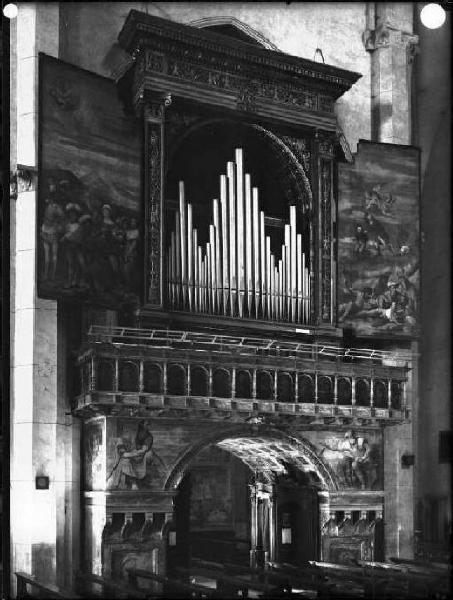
left=167, top=149, right=310, bottom=323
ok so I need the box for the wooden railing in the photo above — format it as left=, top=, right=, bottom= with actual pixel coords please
left=15, top=572, right=81, bottom=599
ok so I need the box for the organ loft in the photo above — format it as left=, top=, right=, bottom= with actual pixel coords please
left=73, top=11, right=412, bottom=581
left=10, top=3, right=450, bottom=599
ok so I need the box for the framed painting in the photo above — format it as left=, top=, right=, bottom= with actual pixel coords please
left=338, top=141, right=420, bottom=337
left=189, top=466, right=233, bottom=530
left=38, top=54, right=141, bottom=308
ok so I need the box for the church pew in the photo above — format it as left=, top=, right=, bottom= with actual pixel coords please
left=355, top=560, right=446, bottom=598
left=191, top=558, right=318, bottom=597
left=272, top=562, right=367, bottom=599
left=16, top=572, right=82, bottom=599
left=390, top=556, right=451, bottom=572
left=126, top=567, right=217, bottom=599
left=74, top=571, right=149, bottom=599
left=175, top=564, right=287, bottom=598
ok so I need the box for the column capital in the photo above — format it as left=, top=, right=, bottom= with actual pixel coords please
left=134, top=89, right=173, bottom=120
left=363, top=17, right=419, bottom=60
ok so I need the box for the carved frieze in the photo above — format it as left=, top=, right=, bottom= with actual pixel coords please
left=142, top=48, right=333, bottom=115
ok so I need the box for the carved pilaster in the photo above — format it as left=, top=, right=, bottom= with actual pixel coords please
left=137, top=91, right=172, bottom=307
left=317, top=137, right=336, bottom=325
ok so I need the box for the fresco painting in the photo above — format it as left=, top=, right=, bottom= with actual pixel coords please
left=338, top=141, right=420, bottom=336
left=313, top=430, right=382, bottom=490
left=106, top=419, right=164, bottom=490
left=39, top=55, right=141, bottom=307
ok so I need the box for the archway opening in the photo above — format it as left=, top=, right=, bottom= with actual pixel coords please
left=167, top=433, right=326, bottom=575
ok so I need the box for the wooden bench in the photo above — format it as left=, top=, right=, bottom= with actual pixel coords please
left=390, top=556, right=451, bottom=573
left=127, top=567, right=217, bottom=599
left=16, top=572, right=81, bottom=599
left=74, top=571, right=148, bottom=599
left=191, top=558, right=319, bottom=598
left=355, top=560, right=446, bottom=599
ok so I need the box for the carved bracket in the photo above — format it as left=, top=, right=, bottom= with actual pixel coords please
left=9, top=166, right=38, bottom=199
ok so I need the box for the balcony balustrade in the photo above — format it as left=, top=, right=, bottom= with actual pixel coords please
left=73, top=326, right=411, bottom=423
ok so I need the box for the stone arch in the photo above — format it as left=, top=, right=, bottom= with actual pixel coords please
left=189, top=16, right=279, bottom=51
left=164, top=424, right=339, bottom=492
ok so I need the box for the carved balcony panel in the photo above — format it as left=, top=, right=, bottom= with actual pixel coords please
left=337, top=377, right=352, bottom=405
left=257, top=370, right=274, bottom=401
left=212, top=368, right=231, bottom=398
left=298, top=374, right=315, bottom=403
left=74, top=326, right=412, bottom=425
left=143, top=363, right=163, bottom=394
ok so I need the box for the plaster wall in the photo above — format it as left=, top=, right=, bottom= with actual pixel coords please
left=58, top=1, right=373, bottom=151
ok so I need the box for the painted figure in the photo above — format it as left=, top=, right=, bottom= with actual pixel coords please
left=363, top=212, right=395, bottom=256
left=100, top=204, right=123, bottom=277
left=107, top=420, right=154, bottom=490
left=40, top=178, right=65, bottom=280
left=60, top=203, right=87, bottom=288
left=352, top=436, right=377, bottom=490
left=363, top=184, right=394, bottom=216
left=338, top=287, right=378, bottom=322
left=353, top=224, right=368, bottom=255
left=319, top=431, right=377, bottom=488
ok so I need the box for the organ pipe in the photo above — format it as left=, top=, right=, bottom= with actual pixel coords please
left=167, top=149, right=310, bottom=323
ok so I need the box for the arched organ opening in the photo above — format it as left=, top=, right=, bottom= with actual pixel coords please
left=167, top=148, right=310, bottom=322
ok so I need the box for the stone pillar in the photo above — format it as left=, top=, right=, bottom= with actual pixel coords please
left=363, top=3, right=418, bottom=144
left=10, top=2, right=80, bottom=593
left=318, top=491, right=330, bottom=560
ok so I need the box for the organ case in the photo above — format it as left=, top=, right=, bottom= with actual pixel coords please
left=118, top=10, right=360, bottom=327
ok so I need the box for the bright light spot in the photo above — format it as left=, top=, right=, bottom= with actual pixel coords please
left=3, top=3, right=18, bottom=18
left=420, top=3, right=446, bottom=28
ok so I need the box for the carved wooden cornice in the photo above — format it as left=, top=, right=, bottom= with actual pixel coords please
left=118, top=10, right=361, bottom=130
left=120, top=11, right=360, bottom=91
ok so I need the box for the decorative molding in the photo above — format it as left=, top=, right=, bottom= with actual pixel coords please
left=189, top=16, right=280, bottom=51
left=119, top=11, right=361, bottom=95
left=140, top=49, right=330, bottom=115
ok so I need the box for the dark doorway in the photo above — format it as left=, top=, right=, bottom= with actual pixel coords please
left=275, top=474, right=319, bottom=565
